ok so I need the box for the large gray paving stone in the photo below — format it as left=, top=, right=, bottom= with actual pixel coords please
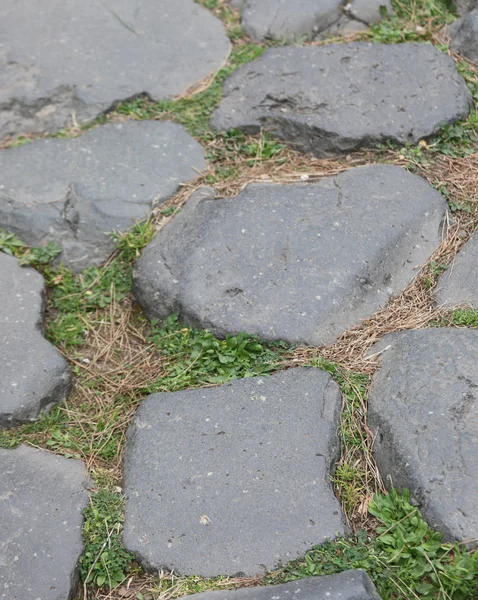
left=435, top=232, right=478, bottom=308
left=0, top=445, right=90, bottom=600
left=177, top=570, right=382, bottom=600
left=123, top=368, right=345, bottom=576
left=231, top=0, right=392, bottom=42
left=0, top=121, right=206, bottom=271
left=0, top=0, right=230, bottom=139
left=0, top=253, right=71, bottom=428
left=449, top=9, right=478, bottom=62
left=133, top=165, right=446, bottom=346
left=368, top=329, right=478, bottom=543
left=211, top=43, right=471, bottom=157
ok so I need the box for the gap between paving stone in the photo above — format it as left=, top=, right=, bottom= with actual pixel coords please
left=0, top=120, right=206, bottom=271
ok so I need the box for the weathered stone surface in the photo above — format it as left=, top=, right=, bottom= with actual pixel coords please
left=454, top=0, right=477, bottom=15
left=0, top=253, right=71, bottom=428
left=230, top=0, right=392, bottom=42
left=0, top=121, right=206, bottom=271
left=0, top=0, right=230, bottom=139
left=211, top=43, right=471, bottom=156
left=449, top=9, right=478, bottom=62
left=123, top=368, right=345, bottom=576
left=368, top=329, right=478, bottom=543
left=133, top=165, right=446, bottom=346
left=179, top=570, right=382, bottom=600
left=0, top=445, right=89, bottom=600
left=435, top=233, right=478, bottom=308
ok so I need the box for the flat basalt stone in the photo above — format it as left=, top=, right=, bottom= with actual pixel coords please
left=0, top=121, right=206, bottom=271
left=368, top=329, right=478, bottom=544
left=211, top=43, right=471, bottom=157
left=0, top=253, right=71, bottom=428
left=174, top=570, right=382, bottom=600
left=435, top=232, right=478, bottom=308
left=133, top=165, right=446, bottom=346
left=0, top=0, right=230, bottom=139
left=0, top=446, right=89, bottom=600
left=449, top=9, right=478, bottom=62
left=123, top=368, right=345, bottom=576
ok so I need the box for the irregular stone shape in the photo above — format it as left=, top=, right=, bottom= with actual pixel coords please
left=449, top=9, right=478, bottom=62
left=0, top=121, right=206, bottom=271
left=0, top=445, right=89, bottom=600
left=368, top=329, right=478, bottom=543
left=454, top=0, right=477, bottom=15
left=230, top=0, right=392, bottom=42
left=123, top=368, right=345, bottom=576
left=435, top=233, right=478, bottom=308
left=211, top=43, right=471, bottom=157
left=0, top=0, right=230, bottom=139
left=133, top=165, right=446, bottom=346
left=178, top=570, right=382, bottom=600
left=0, top=253, right=71, bottom=428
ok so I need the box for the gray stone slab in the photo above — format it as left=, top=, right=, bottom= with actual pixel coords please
left=0, top=121, right=206, bottom=271
left=133, top=165, right=446, bottom=346
left=0, top=0, right=230, bottom=139
left=230, top=0, right=392, bottom=42
left=0, top=445, right=90, bottom=600
left=123, top=368, right=345, bottom=576
left=435, top=232, right=478, bottom=308
left=0, top=253, right=71, bottom=428
left=449, top=9, right=478, bottom=62
left=368, top=329, right=478, bottom=544
left=178, top=570, right=382, bottom=600
left=454, top=0, right=477, bottom=15
left=211, top=43, right=471, bottom=156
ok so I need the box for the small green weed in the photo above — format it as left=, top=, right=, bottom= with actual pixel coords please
left=450, top=308, right=478, bottom=327
left=149, top=314, right=287, bottom=390
left=0, top=229, right=62, bottom=267
left=81, top=489, right=134, bottom=589
left=269, top=489, right=478, bottom=600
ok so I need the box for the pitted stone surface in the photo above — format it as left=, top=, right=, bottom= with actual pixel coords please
left=0, top=121, right=206, bottom=271
left=0, top=0, right=230, bottom=139
left=0, top=253, right=71, bottom=428
left=230, top=0, right=392, bottom=42
left=368, top=329, right=478, bottom=543
left=449, top=9, right=478, bottom=62
left=435, top=233, right=478, bottom=308
left=211, top=43, right=471, bottom=156
left=133, top=165, right=446, bottom=346
left=177, top=570, right=382, bottom=600
left=0, top=445, right=89, bottom=600
left=123, top=368, right=345, bottom=576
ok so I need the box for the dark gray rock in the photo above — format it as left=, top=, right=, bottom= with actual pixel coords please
left=133, top=165, right=446, bottom=346
left=230, top=0, right=392, bottom=42
left=178, top=570, right=382, bottom=600
left=449, top=9, right=478, bottom=62
left=211, top=43, right=471, bottom=156
left=435, top=233, right=478, bottom=308
left=0, top=445, right=89, bottom=600
left=0, top=0, right=230, bottom=139
left=0, top=121, right=206, bottom=271
left=368, top=329, right=478, bottom=544
left=0, top=253, right=71, bottom=428
left=123, top=368, right=345, bottom=576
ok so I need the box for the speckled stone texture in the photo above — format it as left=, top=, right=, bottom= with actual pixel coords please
left=0, top=253, right=71, bottom=428
left=0, top=121, right=206, bottom=271
left=449, top=9, right=478, bottom=62
left=0, top=446, right=90, bottom=600
left=176, top=570, right=383, bottom=600
left=368, top=329, right=478, bottom=544
left=435, top=232, right=478, bottom=308
left=211, top=43, right=471, bottom=156
left=0, top=0, right=230, bottom=138
left=133, top=165, right=446, bottom=346
left=123, top=368, right=345, bottom=576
